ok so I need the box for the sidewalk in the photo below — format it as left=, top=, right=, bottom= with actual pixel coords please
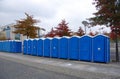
left=0, top=52, right=120, bottom=79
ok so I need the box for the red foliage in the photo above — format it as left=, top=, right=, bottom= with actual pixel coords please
left=76, top=27, right=85, bottom=36
left=45, top=28, right=56, bottom=37
left=89, top=31, right=95, bottom=36
left=55, top=20, right=71, bottom=37
left=110, top=32, right=116, bottom=40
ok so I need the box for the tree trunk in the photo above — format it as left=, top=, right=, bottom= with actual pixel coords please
left=115, top=30, right=119, bottom=62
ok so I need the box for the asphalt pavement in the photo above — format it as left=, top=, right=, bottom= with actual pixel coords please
left=0, top=58, right=81, bottom=79
left=0, top=52, right=120, bottom=79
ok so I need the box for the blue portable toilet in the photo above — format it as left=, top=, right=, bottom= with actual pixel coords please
left=51, top=37, right=60, bottom=58
left=4, top=41, right=7, bottom=52
left=59, top=36, right=69, bottom=59
left=14, top=40, right=22, bottom=53
left=6, top=40, right=10, bottom=52
left=23, top=39, right=28, bottom=54
left=69, top=36, right=80, bottom=60
left=43, top=38, right=52, bottom=57
left=9, top=40, right=14, bottom=53
left=13, top=40, right=16, bottom=53
left=6, top=41, right=8, bottom=52
left=0, top=41, right=4, bottom=52
left=0, top=41, right=1, bottom=51
left=30, top=39, right=34, bottom=55
left=37, top=38, right=45, bottom=56
left=31, top=39, right=38, bottom=56
left=79, top=35, right=92, bottom=61
left=27, top=39, right=32, bottom=55
left=92, top=35, right=110, bottom=63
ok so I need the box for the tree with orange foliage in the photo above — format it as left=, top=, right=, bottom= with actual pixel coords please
left=13, top=13, right=40, bottom=38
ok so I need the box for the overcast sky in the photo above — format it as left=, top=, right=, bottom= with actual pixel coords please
left=0, top=0, right=110, bottom=33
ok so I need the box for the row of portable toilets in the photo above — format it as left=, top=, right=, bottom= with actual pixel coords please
left=0, top=40, right=22, bottom=53
left=23, top=35, right=110, bottom=63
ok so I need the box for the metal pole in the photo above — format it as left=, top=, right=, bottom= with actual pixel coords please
left=85, top=25, right=86, bottom=34
left=115, top=28, right=119, bottom=62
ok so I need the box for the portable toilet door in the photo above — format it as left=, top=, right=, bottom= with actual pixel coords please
left=10, top=40, right=13, bottom=53
left=30, top=39, right=34, bottom=55
left=1, top=41, right=3, bottom=52
left=79, top=35, right=92, bottom=61
left=0, top=41, right=1, bottom=51
left=69, top=36, right=80, bottom=60
left=37, top=38, right=44, bottom=56
left=23, top=40, right=27, bottom=54
left=27, top=39, right=31, bottom=55
left=43, top=38, right=52, bottom=57
left=59, top=37, right=69, bottom=59
left=15, top=41, right=22, bottom=53
left=51, top=37, right=60, bottom=58
left=7, top=41, right=11, bottom=52
left=32, top=39, right=37, bottom=56
left=93, top=35, right=110, bottom=63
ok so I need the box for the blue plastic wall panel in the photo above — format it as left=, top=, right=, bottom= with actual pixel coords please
left=79, top=36, right=92, bottom=61
left=104, top=36, right=110, bottom=63
left=23, top=40, right=27, bottom=54
left=51, top=38, right=59, bottom=58
left=43, top=38, right=51, bottom=57
left=93, top=35, right=109, bottom=63
left=37, top=39, right=44, bottom=56
left=69, top=36, right=79, bottom=60
left=32, top=39, right=37, bottom=56
left=59, top=37, right=69, bottom=59
left=27, top=40, right=32, bottom=55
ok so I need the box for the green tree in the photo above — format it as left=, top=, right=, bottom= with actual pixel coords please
left=89, top=0, right=120, bottom=62
left=13, top=13, right=40, bottom=38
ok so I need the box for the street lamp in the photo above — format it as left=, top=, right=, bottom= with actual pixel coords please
left=82, top=21, right=89, bottom=34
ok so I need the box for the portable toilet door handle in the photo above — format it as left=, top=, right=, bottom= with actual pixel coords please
left=98, top=48, right=101, bottom=51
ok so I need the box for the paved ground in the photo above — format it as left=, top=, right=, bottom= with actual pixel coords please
left=0, top=58, right=81, bottom=79
left=110, top=47, right=120, bottom=61
left=0, top=52, right=120, bottom=79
